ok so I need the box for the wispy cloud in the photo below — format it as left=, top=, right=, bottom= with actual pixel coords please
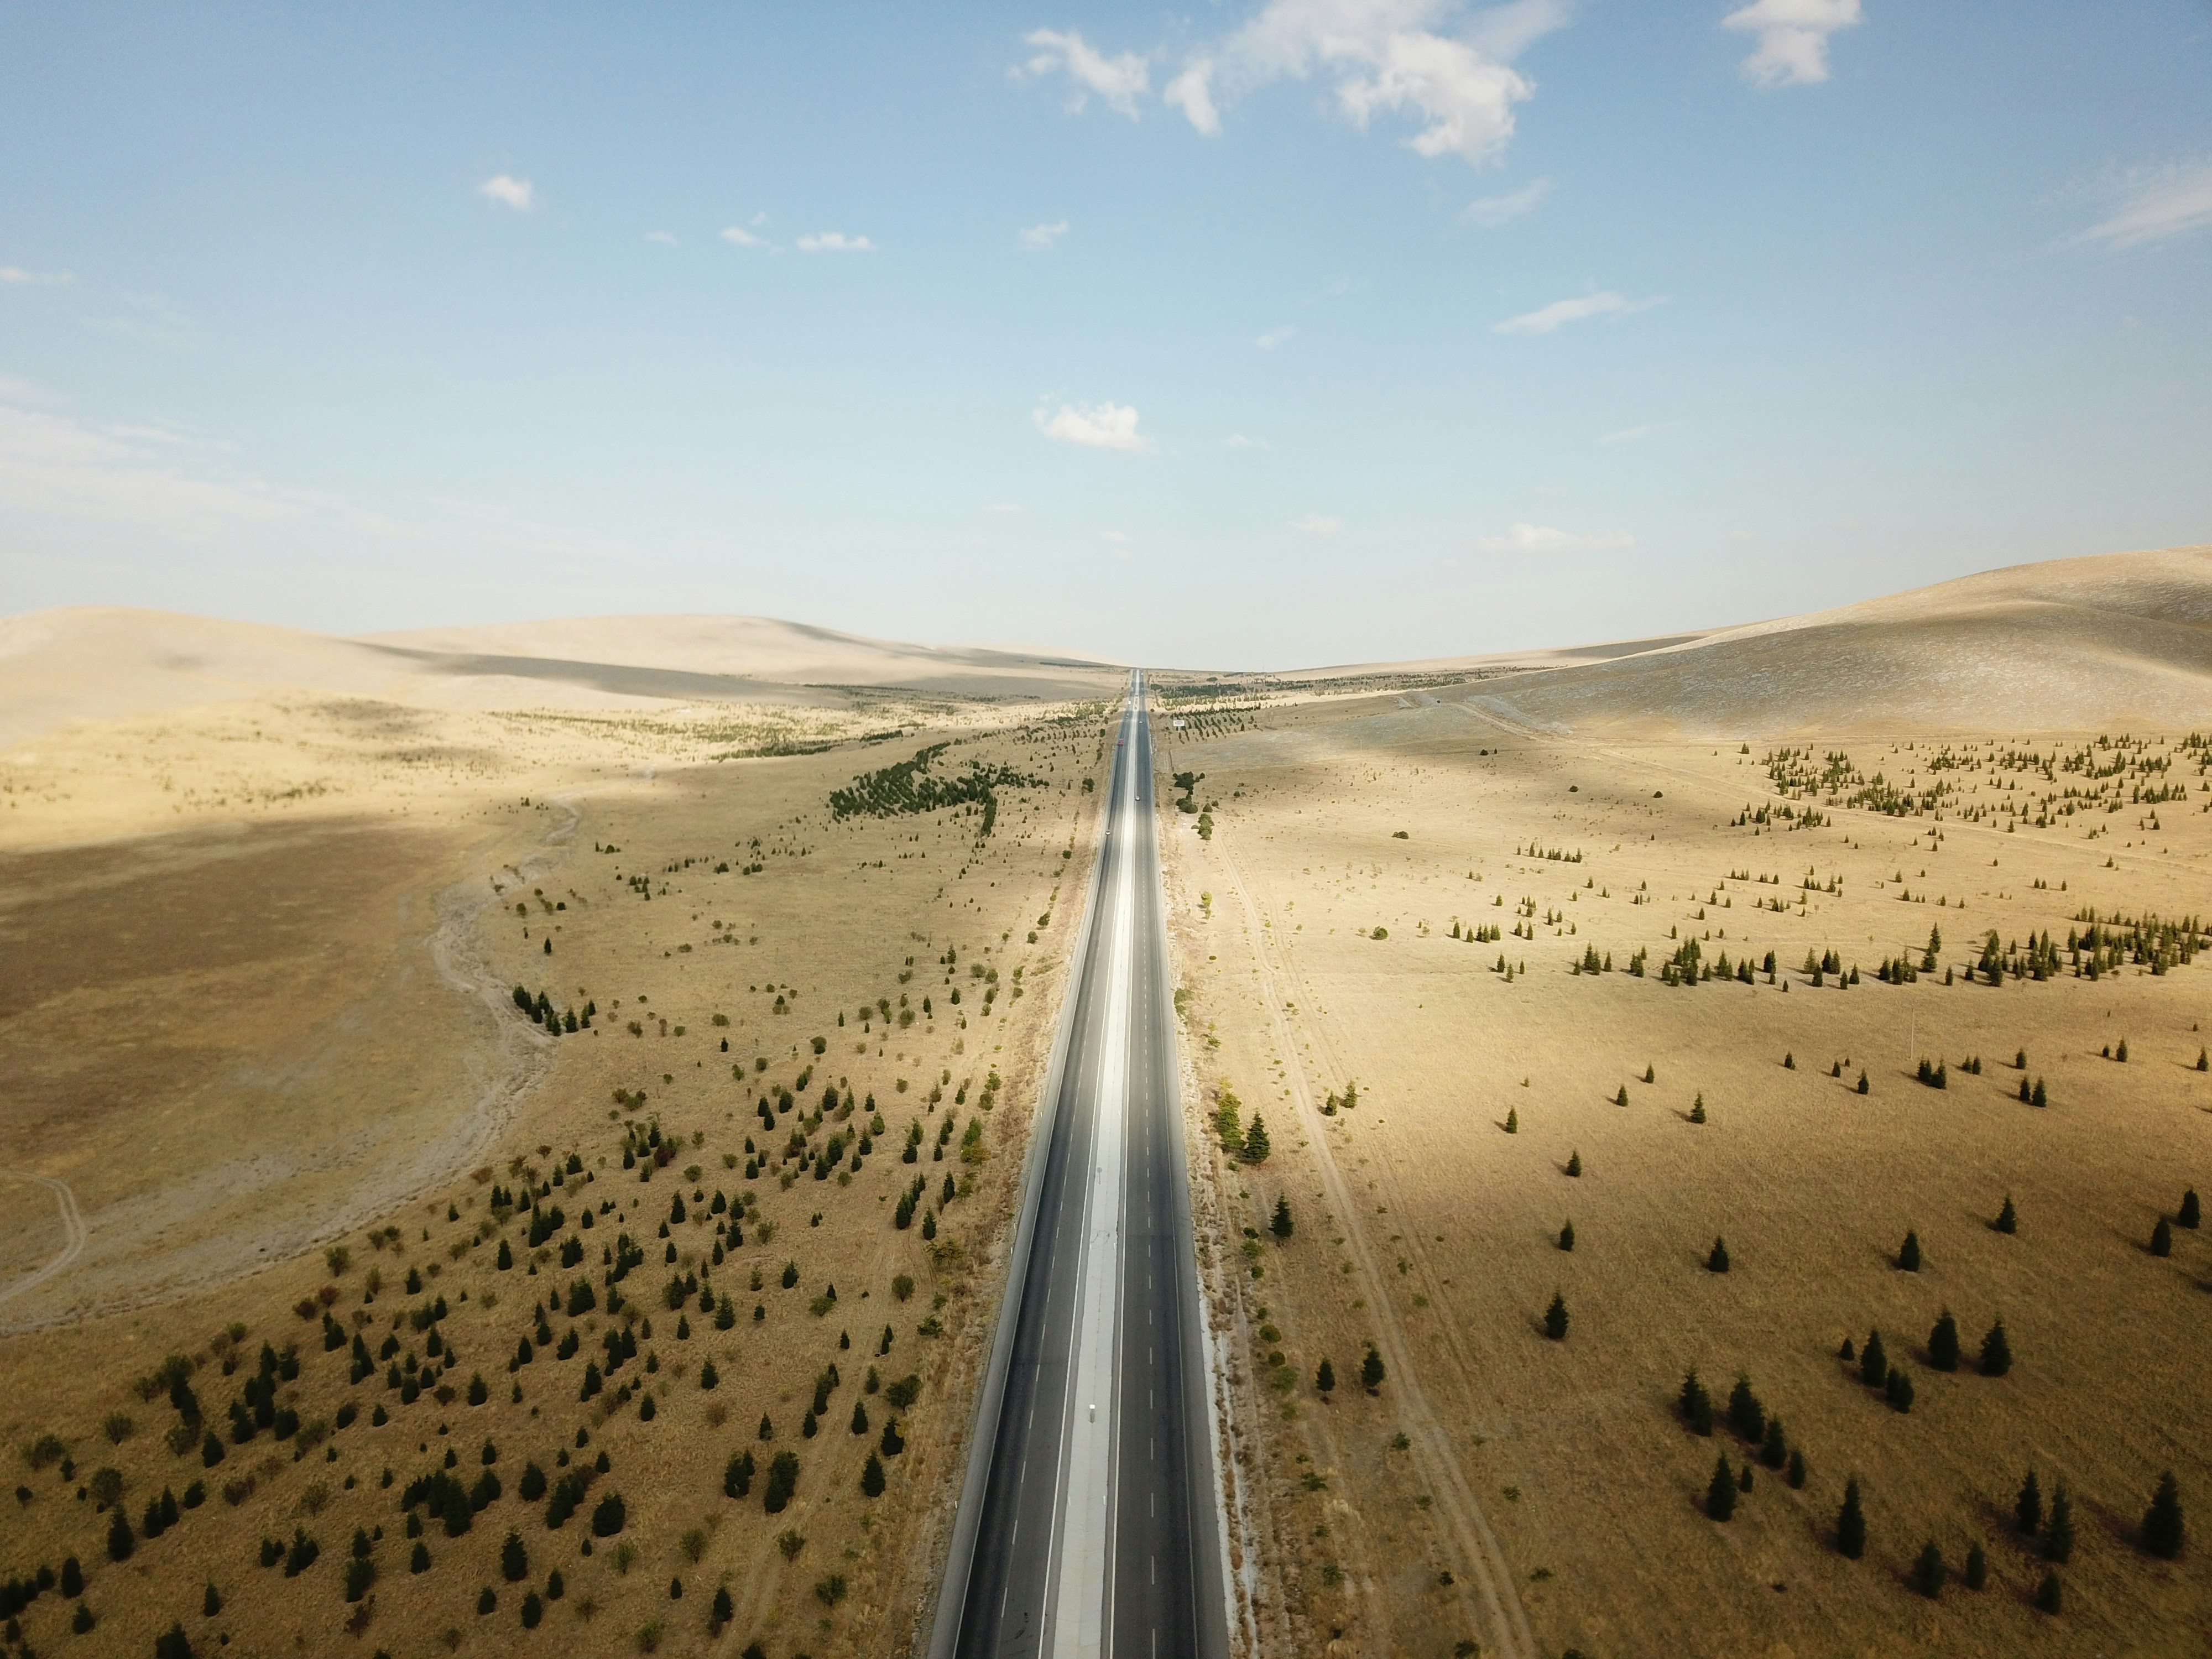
left=1598, top=421, right=1676, bottom=445
left=478, top=174, right=535, bottom=211
left=1020, top=29, right=1150, bottom=118
left=1464, top=176, right=1552, bottom=227
left=0, top=266, right=74, bottom=286
left=1227, top=433, right=1269, bottom=450
left=1023, top=2, right=1569, bottom=167
left=1018, top=219, right=1071, bottom=252
left=1474, top=521, right=1634, bottom=552
left=1721, top=0, right=1860, bottom=88
left=1494, top=290, right=1663, bottom=335
left=797, top=232, right=875, bottom=254
left=2073, top=159, right=2212, bottom=251
left=1293, top=511, right=1342, bottom=535
left=1255, top=325, right=1295, bottom=350
left=1035, top=401, right=1155, bottom=453
left=645, top=231, right=678, bottom=247
left=1101, top=529, right=1130, bottom=544
left=721, top=225, right=778, bottom=251
left=0, top=400, right=293, bottom=538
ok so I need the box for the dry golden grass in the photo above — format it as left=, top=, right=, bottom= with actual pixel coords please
left=1161, top=687, right=2212, bottom=1658
left=0, top=679, right=1113, bottom=1659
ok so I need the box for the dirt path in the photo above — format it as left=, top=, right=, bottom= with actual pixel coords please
left=1209, top=828, right=1538, bottom=1659
left=0, top=1172, right=87, bottom=1310
left=0, top=797, right=582, bottom=1332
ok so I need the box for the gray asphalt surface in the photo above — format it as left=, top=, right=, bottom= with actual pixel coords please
left=937, top=676, right=1226, bottom=1659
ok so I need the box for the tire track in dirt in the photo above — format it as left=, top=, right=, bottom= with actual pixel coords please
left=1210, top=831, right=1538, bottom=1659
left=0, top=1172, right=87, bottom=1309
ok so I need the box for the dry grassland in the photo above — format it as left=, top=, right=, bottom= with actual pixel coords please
left=0, top=686, right=1113, bottom=1659
left=1162, top=690, right=2212, bottom=1659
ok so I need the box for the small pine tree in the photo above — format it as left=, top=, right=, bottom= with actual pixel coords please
left=1645, top=1065, right=1656, bottom=1083
left=860, top=1452, right=885, bottom=1498
left=1315, top=1358, right=1335, bottom=1395
left=1706, top=1454, right=1738, bottom=1521
left=1911, top=1540, right=1946, bottom=1599
left=1726, top=1375, right=1764, bottom=1442
left=1760, top=1416, right=1787, bottom=1469
left=1964, top=1541, right=1987, bottom=1590
left=2142, top=1471, right=2184, bottom=1560
left=202, top=1582, right=221, bottom=1616
left=1885, top=1368, right=1914, bottom=1412
left=1838, top=1335, right=1855, bottom=1361
left=2019, top=1076, right=2032, bottom=1103
left=1689, top=1095, right=1707, bottom=1124
left=1361, top=1344, right=1386, bottom=1394
left=2182, top=1188, right=2203, bottom=1229
left=1270, top=1197, right=1294, bottom=1241
left=1786, top=1447, right=1807, bottom=1489
left=1543, top=1291, right=1569, bottom=1340
left=1996, top=1193, right=2019, bottom=1233
left=711, top=1584, right=735, bottom=1629
left=501, top=1530, right=528, bottom=1582
left=1979, top=1318, right=2013, bottom=1377
left=1738, top=1462, right=1754, bottom=1494
left=1860, top=1329, right=1888, bottom=1387
left=2152, top=1215, right=2173, bottom=1257
left=1565, top=1150, right=1582, bottom=1177
left=2016, top=1469, right=2045, bottom=1534
left=2043, top=1485, right=2074, bottom=1563
left=1856, top=1070, right=1869, bottom=1094
left=106, top=1508, right=134, bottom=1562
left=1680, top=1370, right=1714, bottom=1436
left=1504, top=1108, right=1518, bottom=1134
left=1928, top=1309, right=1960, bottom=1371
left=2031, top=1077, right=2047, bottom=1107
left=1557, top=1219, right=1575, bottom=1251
left=1896, top=1229, right=1921, bottom=1271
left=1242, top=1114, right=1271, bottom=1164
left=1706, top=1236, right=1730, bottom=1274
left=1615, top=1086, right=1630, bottom=1107
left=1837, top=1477, right=1867, bottom=1559
left=2035, top=1570, right=2063, bottom=1614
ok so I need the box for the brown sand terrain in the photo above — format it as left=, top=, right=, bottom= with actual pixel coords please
left=6, top=543, right=2211, bottom=1659
left=1155, top=554, right=2212, bottom=1658
left=0, top=624, right=1117, bottom=1656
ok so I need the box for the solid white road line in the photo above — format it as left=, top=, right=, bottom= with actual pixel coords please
left=1047, top=693, right=1138, bottom=1659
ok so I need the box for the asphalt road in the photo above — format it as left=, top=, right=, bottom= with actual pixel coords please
left=934, top=674, right=1227, bottom=1659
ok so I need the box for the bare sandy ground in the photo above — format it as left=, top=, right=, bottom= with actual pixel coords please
left=0, top=663, right=1112, bottom=1657
left=1157, top=671, right=2212, bottom=1656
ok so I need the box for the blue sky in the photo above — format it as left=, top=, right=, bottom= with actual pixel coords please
left=2, top=2, right=2209, bottom=669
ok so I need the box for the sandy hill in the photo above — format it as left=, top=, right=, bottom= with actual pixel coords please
left=0, top=607, right=1128, bottom=747
left=1451, top=544, right=2212, bottom=738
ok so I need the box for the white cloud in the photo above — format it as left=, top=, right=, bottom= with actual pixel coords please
left=1494, top=290, right=1662, bottom=334
left=1196, top=0, right=1568, bottom=165
left=1035, top=401, right=1155, bottom=453
left=1165, top=59, right=1222, bottom=134
left=0, top=401, right=293, bottom=538
left=1227, top=433, right=1270, bottom=450
left=1256, top=325, right=1296, bottom=349
left=1598, top=421, right=1676, bottom=445
left=1101, top=529, right=1130, bottom=543
left=1474, top=521, right=1634, bottom=552
left=1021, top=28, right=1150, bottom=119
left=0, top=266, right=73, bottom=286
left=1464, top=176, right=1552, bottom=227
left=478, top=174, right=535, bottom=211
left=1294, top=511, right=1342, bottom=535
left=1018, top=220, right=1071, bottom=252
left=796, top=232, right=876, bottom=253
left=1721, top=0, right=1860, bottom=88
left=2074, top=159, right=2212, bottom=251
left=721, top=225, right=776, bottom=250
left=1026, top=3, right=1567, bottom=165
left=645, top=231, right=678, bottom=246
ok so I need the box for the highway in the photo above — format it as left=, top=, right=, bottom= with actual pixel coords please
left=932, top=673, right=1228, bottom=1659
